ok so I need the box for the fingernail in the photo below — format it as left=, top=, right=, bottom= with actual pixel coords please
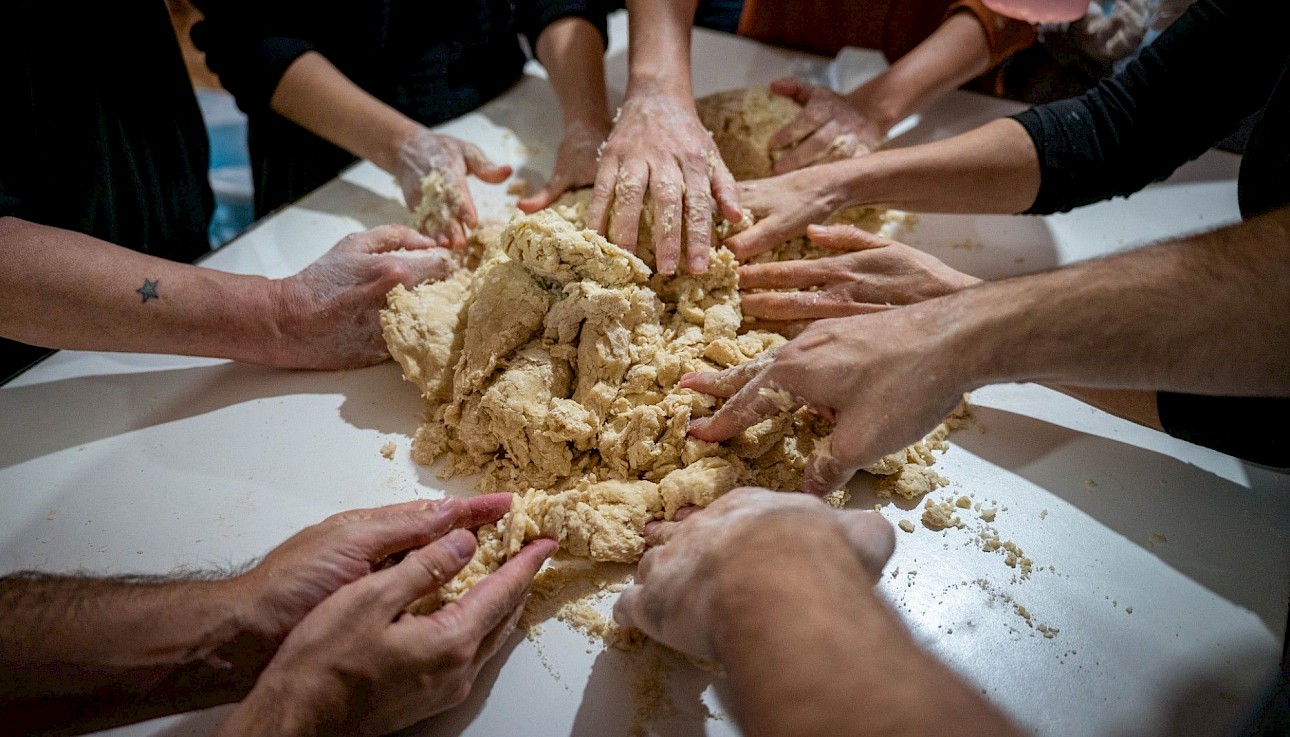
left=443, top=529, right=476, bottom=562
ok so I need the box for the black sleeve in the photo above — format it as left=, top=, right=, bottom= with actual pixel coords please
left=1157, top=392, right=1290, bottom=468
left=515, top=0, right=610, bottom=52
left=189, top=1, right=316, bottom=117
left=1011, top=0, right=1286, bottom=215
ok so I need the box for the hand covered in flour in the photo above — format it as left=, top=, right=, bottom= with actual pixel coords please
left=722, top=161, right=856, bottom=260
left=518, top=119, right=612, bottom=213
left=682, top=303, right=969, bottom=493
left=613, top=487, right=894, bottom=660
left=394, top=128, right=512, bottom=248
left=587, top=90, right=743, bottom=275
left=740, top=224, right=981, bottom=336
left=271, top=224, right=455, bottom=369
left=767, top=78, right=888, bottom=174
left=219, top=502, right=556, bottom=737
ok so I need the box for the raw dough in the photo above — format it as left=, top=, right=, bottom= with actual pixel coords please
left=385, top=87, right=958, bottom=606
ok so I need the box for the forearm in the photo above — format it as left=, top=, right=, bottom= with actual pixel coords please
left=711, top=522, right=1018, bottom=737
left=0, top=218, right=285, bottom=365
left=536, top=16, right=612, bottom=130
left=624, top=0, right=698, bottom=99
left=836, top=118, right=1040, bottom=214
left=0, top=574, right=270, bottom=735
left=948, top=207, right=1290, bottom=396
left=269, top=51, right=421, bottom=174
left=849, top=11, right=992, bottom=133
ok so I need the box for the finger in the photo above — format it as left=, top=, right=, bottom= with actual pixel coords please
left=746, top=318, right=812, bottom=338
left=651, top=161, right=685, bottom=276
left=473, top=595, right=526, bottom=666
left=444, top=539, right=557, bottom=642
left=456, top=493, right=515, bottom=529
left=643, top=519, right=680, bottom=547
left=447, top=219, right=468, bottom=251
left=678, top=349, right=776, bottom=398
left=738, top=260, right=829, bottom=290
left=516, top=175, right=569, bottom=214
left=688, top=375, right=799, bottom=443
left=710, top=158, right=743, bottom=224
left=773, top=130, right=836, bottom=174
left=389, top=249, right=457, bottom=286
left=769, top=76, right=815, bottom=105
left=611, top=584, right=644, bottom=629
left=462, top=144, right=513, bottom=185
left=348, top=224, right=438, bottom=254
left=807, top=223, right=892, bottom=253
left=449, top=179, right=480, bottom=231
left=335, top=498, right=464, bottom=560
left=801, top=435, right=856, bottom=496
left=586, top=155, right=619, bottom=235
left=372, top=528, right=479, bottom=613
left=725, top=217, right=794, bottom=261
left=682, top=165, right=712, bottom=275
left=740, top=291, right=889, bottom=321
left=838, top=511, right=896, bottom=578
left=609, top=159, right=650, bottom=253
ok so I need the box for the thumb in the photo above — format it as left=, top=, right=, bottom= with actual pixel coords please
left=801, top=434, right=854, bottom=496
left=517, top=175, right=569, bottom=214
left=806, top=224, right=891, bottom=252
left=838, top=511, right=896, bottom=579
left=349, top=224, right=438, bottom=254
left=770, top=76, right=813, bottom=104
left=463, top=144, right=513, bottom=184
left=371, top=528, right=477, bottom=614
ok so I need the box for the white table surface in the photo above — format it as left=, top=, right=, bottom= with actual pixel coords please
left=3, top=13, right=1287, bottom=737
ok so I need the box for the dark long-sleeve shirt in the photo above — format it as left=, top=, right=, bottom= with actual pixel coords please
left=1011, top=0, right=1290, bottom=467
left=192, top=0, right=607, bottom=215
left=0, top=1, right=215, bottom=384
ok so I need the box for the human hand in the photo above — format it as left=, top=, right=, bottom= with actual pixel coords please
left=613, top=487, right=894, bottom=660
left=233, top=494, right=513, bottom=647
left=221, top=528, right=557, bottom=736
left=518, top=119, right=612, bottom=213
left=270, top=224, right=455, bottom=369
left=741, top=224, right=981, bottom=336
left=767, top=78, right=887, bottom=174
left=587, top=91, right=743, bottom=275
left=394, top=128, right=512, bottom=248
left=682, top=305, right=970, bottom=493
left=723, top=161, right=855, bottom=260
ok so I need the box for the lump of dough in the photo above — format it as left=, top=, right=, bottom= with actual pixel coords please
left=382, top=271, right=471, bottom=402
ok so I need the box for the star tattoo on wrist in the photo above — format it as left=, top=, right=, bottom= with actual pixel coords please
left=136, top=278, right=160, bottom=303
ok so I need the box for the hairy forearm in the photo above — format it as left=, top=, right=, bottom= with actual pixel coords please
left=0, top=218, right=284, bottom=364
left=834, top=118, right=1041, bottom=214
left=624, top=0, right=699, bottom=98
left=711, top=521, right=1019, bottom=737
left=850, top=11, right=992, bottom=133
left=536, top=17, right=612, bottom=129
left=269, top=51, right=421, bottom=174
left=949, top=207, right=1290, bottom=396
left=0, top=573, right=271, bottom=736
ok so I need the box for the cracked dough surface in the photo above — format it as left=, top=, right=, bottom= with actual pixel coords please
left=386, top=88, right=956, bottom=605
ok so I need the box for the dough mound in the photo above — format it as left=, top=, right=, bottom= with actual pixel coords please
left=386, top=88, right=956, bottom=604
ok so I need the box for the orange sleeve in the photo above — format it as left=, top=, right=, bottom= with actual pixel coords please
left=945, top=0, right=1037, bottom=69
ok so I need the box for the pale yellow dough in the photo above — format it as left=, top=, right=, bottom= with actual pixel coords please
left=386, top=87, right=958, bottom=607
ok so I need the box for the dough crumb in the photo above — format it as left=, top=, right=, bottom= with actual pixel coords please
left=409, top=170, right=462, bottom=236
left=898, top=519, right=915, bottom=534
left=921, top=498, right=963, bottom=531
left=1149, top=532, right=1168, bottom=546
left=380, top=441, right=396, bottom=460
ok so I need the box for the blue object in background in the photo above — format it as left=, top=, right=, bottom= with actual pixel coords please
left=195, top=89, right=254, bottom=248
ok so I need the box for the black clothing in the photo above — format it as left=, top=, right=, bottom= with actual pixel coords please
left=0, top=1, right=215, bottom=384
left=192, top=0, right=608, bottom=216
left=1010, top=0, right=1290, bottom=467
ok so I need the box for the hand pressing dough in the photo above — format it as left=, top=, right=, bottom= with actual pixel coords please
left=385, top=87, right=959, bottom=608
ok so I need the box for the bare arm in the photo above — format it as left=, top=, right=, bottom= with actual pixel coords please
left=269, top=53, right=511, bottom=247
left=768, top=11, right=994, bottom=172
left=729, top=118, right=1040, bottom=258
left=588, top=0, right=742, bottom=275
left=518, top=16, right=614, bottom=212
left=690, top=206, right=1290, bottom=491
left=0, top=217, right=452, bottom=369
left=615, top=489, right=1021, bottom=737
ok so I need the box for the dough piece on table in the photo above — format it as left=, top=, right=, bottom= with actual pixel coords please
left=382, top=271, right=471, bottom=402
left=409, top=170, right=462, bottom=236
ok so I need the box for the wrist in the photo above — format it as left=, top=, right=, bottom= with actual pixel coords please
left=625, top=73, right=694, bottom=103
left=845, top=85, right=902, bottom=136
left=221, top=671, right=343, bottom=737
